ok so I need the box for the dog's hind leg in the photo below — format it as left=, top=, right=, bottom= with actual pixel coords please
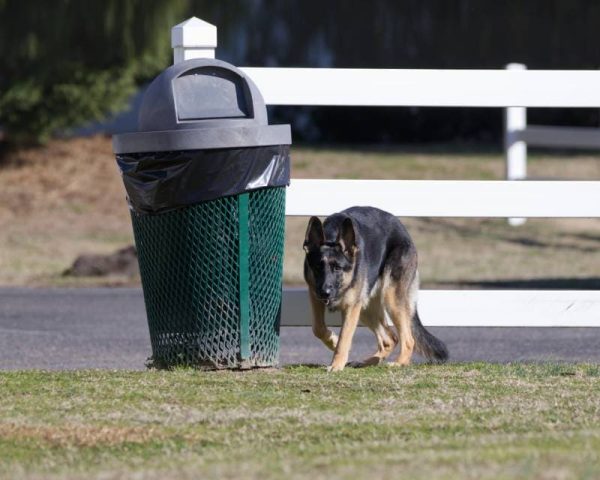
left=383, top=266, right=419, bottom=367
left=382, top=246, right=419, bottom=366
left=349, top=310, right=397, bottom=367
left=363, top=321, right=398, bottom=366
left=308, top=289, right=338, bottom=351
left=385, top=287, right=415, bottom=366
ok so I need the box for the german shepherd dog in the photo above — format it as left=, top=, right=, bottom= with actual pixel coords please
left=303, top=206, right=448, bottom=372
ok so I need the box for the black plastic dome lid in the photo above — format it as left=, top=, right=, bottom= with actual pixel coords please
left=112, top=58, right=291, bottom=154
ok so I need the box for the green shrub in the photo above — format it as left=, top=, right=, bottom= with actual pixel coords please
left=0, top=0, right=187, bottom=145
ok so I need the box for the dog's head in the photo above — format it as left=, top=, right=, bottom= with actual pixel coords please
left=303, top=215, right=358, bottom=307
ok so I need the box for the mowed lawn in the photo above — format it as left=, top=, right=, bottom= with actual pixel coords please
left=1, top=364, right=599, bottom=479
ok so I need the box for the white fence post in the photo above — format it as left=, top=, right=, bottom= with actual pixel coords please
left=504, top=63, right=528, bottom=226
left=171, top=17, right=217, bottom=64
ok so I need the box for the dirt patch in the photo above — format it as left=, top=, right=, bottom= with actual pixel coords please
left=63, top=245, right=138, bottom=277
left=0, top=135, right=134, bottom=285
left=0, top=135, right=127, bottom=221
left=0, top=422, right=158, bottom=447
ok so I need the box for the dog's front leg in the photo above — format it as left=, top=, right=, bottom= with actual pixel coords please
left=309, top=289, right=338, bottom=351
left=328, top=303, right=361, bottom=372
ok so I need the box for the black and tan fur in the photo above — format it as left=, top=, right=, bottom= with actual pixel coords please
left=303, top=206, right=448, bottom=372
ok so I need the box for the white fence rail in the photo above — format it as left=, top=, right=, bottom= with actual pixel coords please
left=286, top=180, right=600, bottom=218
left=282, top=289, right=600, bottom=327
left=174, top=17, right=600, bottom=328
left=241, top=67, right=600, bottom=107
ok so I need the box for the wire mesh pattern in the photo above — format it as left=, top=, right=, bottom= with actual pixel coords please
left=131, top=187, right=285, bottom=369
left=248, top=187, right=286, bottom=366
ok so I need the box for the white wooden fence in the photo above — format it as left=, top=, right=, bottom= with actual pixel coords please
left=172, top=17, right=600, bottom=327
left=504, top=63, right=600, bottom=225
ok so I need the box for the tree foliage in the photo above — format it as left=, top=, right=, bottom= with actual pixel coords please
left=2, top=0, right=599, bottom=146
left=0, top=0, right=188, bottom=145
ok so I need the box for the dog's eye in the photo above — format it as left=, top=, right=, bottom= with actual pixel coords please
left=332, top=265, right=342, bottom=272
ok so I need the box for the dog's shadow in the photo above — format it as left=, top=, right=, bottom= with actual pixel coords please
left=283, top=362, right=377, bottom=370
left=284, top=363, right=324, bottom=369
left=284, top=358, right=453, bottom=370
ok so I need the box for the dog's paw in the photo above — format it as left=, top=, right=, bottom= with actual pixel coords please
left=345, top=361, right=365, bottom=368
left=322, top=332, right=339, bottom=351
left=386, top=361, right=411, bottom=368
left=327, top=363, right=345, bottom=373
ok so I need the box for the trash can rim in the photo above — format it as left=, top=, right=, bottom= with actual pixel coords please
left=112, top=124, right=291, bottom=154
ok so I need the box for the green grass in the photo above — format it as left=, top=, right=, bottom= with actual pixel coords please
left=1, top=364, right=599, bottom=479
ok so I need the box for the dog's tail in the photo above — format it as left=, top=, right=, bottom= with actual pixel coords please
left=411, top=310, right=449, bottom=363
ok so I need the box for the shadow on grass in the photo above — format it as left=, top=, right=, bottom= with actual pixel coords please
left=293, top=141, right=600, bottom=157
left=292, top=141, right=501, bottom=156
left=431, top=277, right=600, bottom=290
left=417, top=218, right=600, bottom=253
left=283, top=363, right=325, bottom=369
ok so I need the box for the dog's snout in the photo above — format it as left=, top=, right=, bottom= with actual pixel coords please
left=321, top=285, right=333, bottom=299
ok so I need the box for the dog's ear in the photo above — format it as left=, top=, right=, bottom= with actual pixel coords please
left=338, top=217, right=357, bottom=258
left=303, top=216, right=324, bottom=253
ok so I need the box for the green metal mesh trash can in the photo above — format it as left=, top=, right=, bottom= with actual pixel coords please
left=112, top=59, right=291, bottom=369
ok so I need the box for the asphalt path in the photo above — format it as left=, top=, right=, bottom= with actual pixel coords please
left=1, top=288, right=599, bottom=370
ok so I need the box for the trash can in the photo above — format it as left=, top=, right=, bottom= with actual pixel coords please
left=112, top=59, right=291, bottom=369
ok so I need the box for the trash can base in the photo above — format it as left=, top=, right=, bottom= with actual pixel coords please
left=145, top=356, right=280, bottom=371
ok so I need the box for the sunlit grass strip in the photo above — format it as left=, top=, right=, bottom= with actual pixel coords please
left=0, top=363, right=599, bottom=479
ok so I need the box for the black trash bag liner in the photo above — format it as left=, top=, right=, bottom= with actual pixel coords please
left=116, top=145, right=290, bottom=214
